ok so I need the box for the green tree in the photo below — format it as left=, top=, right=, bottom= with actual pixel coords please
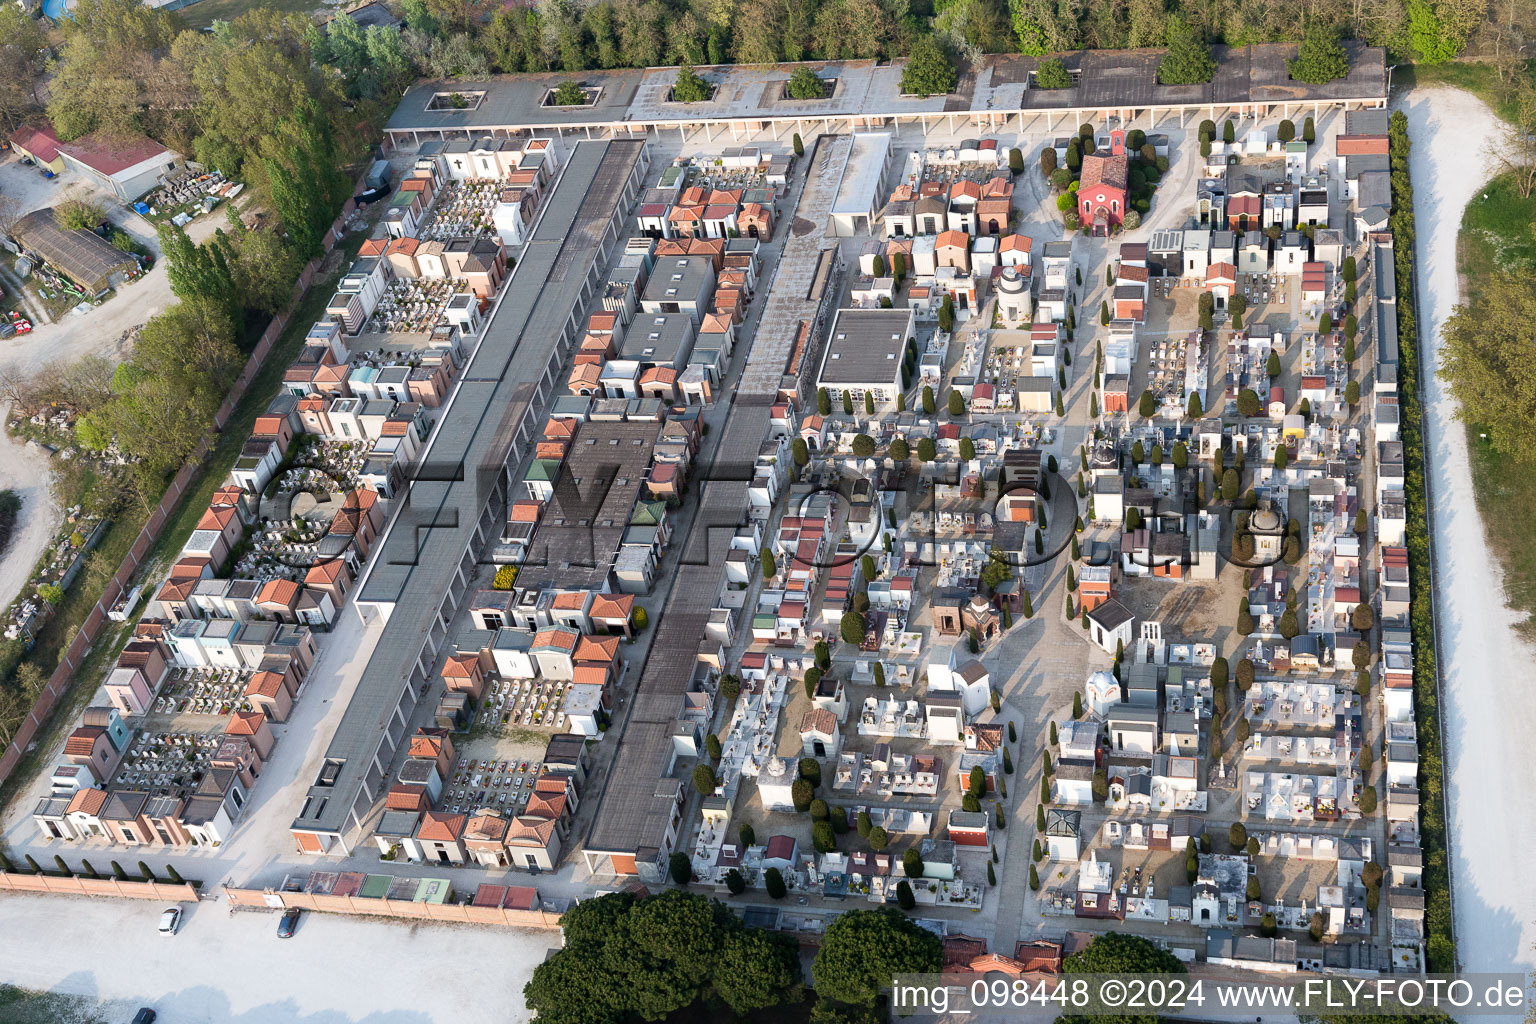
left=668, top=852, right=693, bottom=885
left=1441, top=272, right=1536, bottom=457
left=851, top=433, right=875, bottom=457
left=896, top=848, right=924, bottom=881
left=921, top=385, right=936, bottom=415
left=760, top=548, right=777, bottom=580
left=889, top=437, right=910, bottom=461
left=812, top=909, right=942, bottom=1006
left=1156, top=16, right=1214, bottom=85
left=692, top=763, right=717, bottom=796
left=792, top=438, right=810, bottom=467
left=948, top=389, right=965, bottom=417
left=917, top=438, right=937, bottom=462
left=900, top=36, right=956, bottom=98
left=868, top=826, right=890, bottom=851
left=1185, top=837, right=1199, bottom=882
left=673, top=62, right=711, bottom=102
left=1138, top=390, right=1156, bottom=418
left=817, top=387, right=832, bottom=416
left=1407, top=0, right=1464, bottom=63
left=786, top=66, right=825, bottom=99
left=1035, top=57, right=1070, bottom=89
left=1063, top=931, right=1187, bottom=973
left=841, top=610, right=867, bottom=646
left=1289, top=28, right=1349, bottom=84
left=1277, top=118, right=1296, bottom=143
left=1237, top=388, right=1261, bottom=417
left=552, top=80, right=586, bottom=105
left=765, top=867, right=787, bottom=899
left=959, top=437, right=976, bottom=461
left=1303, top=116, right=1316, bottom=143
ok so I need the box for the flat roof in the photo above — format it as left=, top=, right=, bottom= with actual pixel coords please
left=291, top=138, right=644, bottom=837
left=385, top=46, right=1386, bottom=137
left=817, top=307, right=914, bottom=387
left=831, top=132, right=892, bottom=217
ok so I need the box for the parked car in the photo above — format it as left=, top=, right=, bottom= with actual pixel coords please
left=277, top=908, right=301, bottom=938
left=132, top=1010, right=157, bottom=1024
left=157, top=907, right=182, bottom=935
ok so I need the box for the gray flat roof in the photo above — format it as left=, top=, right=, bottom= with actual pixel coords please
left=291, top=138, right=644, bottom=837
left=385, top=46, right=1385, bottom=137
left=817, top=308, right=913, bottom=387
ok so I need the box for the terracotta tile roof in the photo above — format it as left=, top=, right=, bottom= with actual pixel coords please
left=550, top=591, right=590, bottom=611
left=68, top=788, right=107, bottom=816
left=800, top=707, right=838, bottom=736
left=408, top=734, right=445, bottom=760
left=949, top=180, right=981, bottom=202
left=508, top=499, right=544, bottom=523
left=543, top=418, right=578, bottom=441
left=1337, top=135, right=1388, bottom=156
left=1206, top=262, right=1237, bottom=283
left=574, top=634, right=620, bottom=664
left=169, top=557, right=211, bottom=581
left=442, top=653, right=480, bottom=677
left=245, top=671, right=287, bottom=699
left=936, top=229, right=969, bottom=250
left=465, top=812, right=508, bottom=842
left=195, top=506, right=238, bottom=534
left=524, top=788, right=568, bottom=821
left=387, top=785, right=429, bottom=812
left=416, top=810, right=466, bottom=842
left=505, top=816, right=558, bottom=846
left=639, top=366, right=678, bottom=386
left=1080, top=152, right=1129, bottom=190
left=225, top=710, right=268, bottom=737
left=532, top=627, right=578, bottom=652
left=589, top=593, right=634, bottom=620
left=258, top=579, right=301, bottom=607
left=64, top=726, right=105, bottom=757
left=358, top=238, right=388, bottom=257
left=157, top=578, right=198, bottom=604
left=572, top=664, right=611, bottom=686
left=305, top=559, right=347, bottom=585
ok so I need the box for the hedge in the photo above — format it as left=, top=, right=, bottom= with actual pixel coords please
left=1387, top=109, right=1455, bottom=973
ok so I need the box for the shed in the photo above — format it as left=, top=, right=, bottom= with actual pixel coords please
left=11, top=210, right=138, bottom=293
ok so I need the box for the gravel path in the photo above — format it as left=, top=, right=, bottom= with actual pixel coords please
left=1397, top=85, right=1536, bottom=979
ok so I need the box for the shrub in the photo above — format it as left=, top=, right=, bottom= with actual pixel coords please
left=791, top=779, right=814, bottom=812
left=1359, top=785, right=1378, bottom=815
left=719, top=674, right=741, bottom=701
left=868, top=826, right=890, bottom=851
left=551, top=81, right=586, bottom=106
left=1185, top=838, right=1199, bottom=883
left=739, top=822, right=756, bottom=847
left=668, top=852, right=692, bottom=885
left=1277, top=119, right=1296, bottom=143
left=901, top=35, right=957, bottom=97
left=1229, top=822, right=1248, bottom=850
left=792, top=132, right=804, bottom=157
left=799, top=757, right=822, bottom=787
left=1035, top=57, right=1070, bottom=89
left=692, top=764, right=717, bottom=796
left=903, top=848, right=924, bottom=878
left=812, top=821, right=837, bottom=853
left=673, top=63, right=711, bottom=103
left=630, top=605, right=649, bottom=632
left=810, top=798, right=830, bottom=821
left=786, top=66, right=826, bottom=100
left=896, top=880, right=916, bottom=910
left=764, top=867, right=787, bottom=899
left=725, top=868, right=746, bottom=895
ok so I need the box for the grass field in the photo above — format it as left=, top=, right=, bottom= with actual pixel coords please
left=1455, top=170, right=1536, bottom=638
left=174, top=0, right=324, bottom=30
left=1397, top=59, right=1536, bottom=121
left=0, top=985, right=111, bottom=1024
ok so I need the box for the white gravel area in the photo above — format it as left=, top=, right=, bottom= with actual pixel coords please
left=0, top=892, right=546, bottom=1024
left=1398, top=85, right=1536, bottom=980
